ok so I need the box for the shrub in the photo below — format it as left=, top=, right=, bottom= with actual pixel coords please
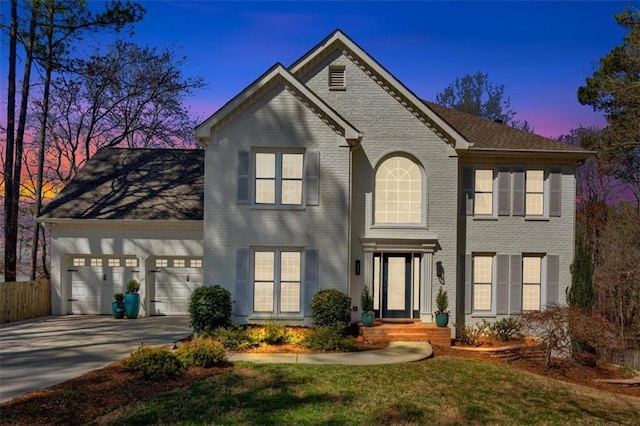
left=457, top=320, right=488, bottom=347
left=126, top=279, right=140, bottom=293
left=488, top=317, right=523, bottom=342
left=208, top=324, right=258, bottom=350
left=311, top=289, right=351, bottom=328
left=176, top=337, right=227, bottom=368
left=261, top=321, right=287, bottom=345
left=435, top=286, right=448, bottom=314
left=360, top=285, right=374, bottom=314
left=189, top=285, right=233, bottom=333
left=122, top=344, right=184, bottom=380
left=304, top=326, right=358, bottom=352
left=114, top=293, right=124, bottom=303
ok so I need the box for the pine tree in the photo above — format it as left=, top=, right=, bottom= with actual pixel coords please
left=568, top=240, right=596, bottom=311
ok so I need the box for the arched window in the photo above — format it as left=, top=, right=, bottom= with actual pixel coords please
left=375, top=156, right=423, bottom=224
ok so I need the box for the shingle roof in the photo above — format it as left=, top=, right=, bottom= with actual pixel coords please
left=424, top=100, right=590, bottom=153
left=39, top=148, right=204, bottom=221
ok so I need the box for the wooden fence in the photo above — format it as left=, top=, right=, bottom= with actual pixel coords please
left=607, top=349, right=640, bottom=371
left=0, top=278, right=51, bottom=324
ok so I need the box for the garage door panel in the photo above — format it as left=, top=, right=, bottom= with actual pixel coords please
left=152, top=266, right=203, bottom=315
left=69, top=265, right=135, bottom=315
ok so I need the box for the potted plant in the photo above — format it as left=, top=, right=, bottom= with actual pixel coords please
left=124, top=279, right=141, bottom=319
left=112, top=293, right=125, bottom=319
left=435, top=286, right=449, bottom=327
left=360, top=285, right=375, bottom=327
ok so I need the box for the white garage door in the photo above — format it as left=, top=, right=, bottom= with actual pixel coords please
left=68, top=257, right=138, bottom=314
left=150, top=258, right=203, bottom=315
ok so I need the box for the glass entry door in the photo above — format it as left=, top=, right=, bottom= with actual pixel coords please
left=381, top=253, right=412, bottom=318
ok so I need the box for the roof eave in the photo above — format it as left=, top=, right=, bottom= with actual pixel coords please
left=195, top=63, right=361, bottom=146
left=289, top=30, right=469, bottom=150
left=460, top=148, right=597, bottom=161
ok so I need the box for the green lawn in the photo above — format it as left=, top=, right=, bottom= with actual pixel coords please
left=100, top=357, right=640, bottom=425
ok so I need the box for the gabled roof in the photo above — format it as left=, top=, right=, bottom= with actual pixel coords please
left=38, top=148, right=204, bottom=221
left=424, top=101, right=594, bottom=158
left=289, top=29, right=470, bottom=150
left=195, top=63, right=361, bottom=145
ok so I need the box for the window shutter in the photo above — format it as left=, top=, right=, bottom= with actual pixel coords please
left=237, top=150, right=250, bottom=203
left=304, top=249, right=319, bottom=316
left=546, top=255, right=559, bottom=307
left=305, top=151, right=320, bottom=206
left=463, top=254, right=472, bottom=314
left=462, top=168, right=474, bottom=215
left=549, top=170, right=561, bottom=217
left=235, top=248, right=250, bottom=316
left=512, top=169, right=525, bottom=216
left=496, top=255, right=509, bottom=314
left=509, top=254, right=522, bottom=314
left=498, top=168, right=510, bottom=216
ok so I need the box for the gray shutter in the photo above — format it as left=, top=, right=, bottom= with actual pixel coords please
left=509, top=254, right=522, bottom=314
left=546, top=255, right=560, bottom=307
left=496, top=255, right=509, bottom=314
left=304, top=249, right=319, bottom=315
left=498, top=168, right=510, bottom=216
left=464, top=254, right=472, bottom=314
left=512, top=169, right=525, bottom=216
left=305, top=151, right=320, bottom=206
left=549, top=170, right=561, bottom=217
left=462, top=168, right=474, bottom=215
left=237, top=150, right=250, bottom=203
left=235, top=248, right=250, bottom=316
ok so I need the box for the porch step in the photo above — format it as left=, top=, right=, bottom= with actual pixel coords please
left=359, top=320, right=451, bottom=347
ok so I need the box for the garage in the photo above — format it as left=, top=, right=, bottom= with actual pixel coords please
left=149, top=257, right=203, bottom=315
left=67, top=256, right=139, bottom=315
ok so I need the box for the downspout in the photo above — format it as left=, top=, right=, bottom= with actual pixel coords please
left=348, top=138, right=363, bottom=302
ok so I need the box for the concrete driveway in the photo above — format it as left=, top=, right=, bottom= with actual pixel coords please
left=0, top=315, right=191, bottom=403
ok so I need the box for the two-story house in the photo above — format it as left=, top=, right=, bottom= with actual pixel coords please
left=39, top=30, right=591, bottom=335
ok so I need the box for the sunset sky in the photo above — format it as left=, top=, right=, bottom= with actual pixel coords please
left=0, top=1, right=630, bottom=139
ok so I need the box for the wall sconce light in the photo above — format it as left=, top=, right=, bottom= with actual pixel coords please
left=355, top=260, right=361, bottom=275
left=436, top=261, right=445, bottom=285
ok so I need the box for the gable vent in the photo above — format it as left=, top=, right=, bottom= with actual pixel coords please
left=329, top=65, right=346, bottom=90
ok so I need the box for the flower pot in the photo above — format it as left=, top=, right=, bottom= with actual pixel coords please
left=361, top=312, right=375, bottom=327
left=112, top=301, right=125, bottom=319
left=435, top=312, right=449, bottom=327
left=124, top=293, right=140, bottom=319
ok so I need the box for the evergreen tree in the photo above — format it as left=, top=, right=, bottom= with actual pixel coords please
left=568, top=240, right=596, bottom=311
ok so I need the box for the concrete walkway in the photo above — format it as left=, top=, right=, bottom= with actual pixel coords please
left=228, top=341, right=433, bottom=365
left=0, top=315, right=433, bottom=404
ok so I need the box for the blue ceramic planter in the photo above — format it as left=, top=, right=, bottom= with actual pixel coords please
left=124, top=293, right=140, bottom=319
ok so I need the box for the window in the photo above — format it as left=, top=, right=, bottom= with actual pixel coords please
left=526, top=170, right=544, bottom=215
left=328, top=65, right=345, bottom=90
left=173, top=259, right=185, bottom=268
left=125, top=258, right=138, bottom=267
left=90, top=258, right=102, bottom=267
left=72, top=258, right=85, bottom=267
left=522, top=257, right=541, bottom=311
left=155, top=259, right=168, bottom=268
left=107, top=258, right=121, bottom=267
left=474, top=169, right=493, bottom=215
left=254, top=250, right=301, bottom=314
left=190, top=259, right=202, bottom=268
left=473, top=255, right=493, bottom=311
left=255, top=152, right=303, bottom=206
left=375, top=156, right=423, bottom=224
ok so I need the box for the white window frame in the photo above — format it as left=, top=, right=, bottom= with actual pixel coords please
left=190, top=259, right=202, bottom=268
left=474, top=169, right=494, bottom=215
left=125, top=258, right=138, bottom=267
left=155, top=258, right=168, bottom=268
left=90, top=258, right=102, bottom=267
left=253, top=150, right=305, bottom=207
left=107, top=258, right=121, bottom=267
left=72, top=258, right=85, bottom=267
left=374, top=155, right=425, bottom=225
left=522, top=256, right=542, bottom=311
left=252, top=249, right=302, bottom=315
left=473, top=255, right=494, bottom=313
left=173, top=259, right=186, bottom=268
left=525, top=170, right=545, bottom=216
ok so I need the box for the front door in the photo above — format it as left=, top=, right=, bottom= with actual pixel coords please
left=382, top=254, right=412, bottom=318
